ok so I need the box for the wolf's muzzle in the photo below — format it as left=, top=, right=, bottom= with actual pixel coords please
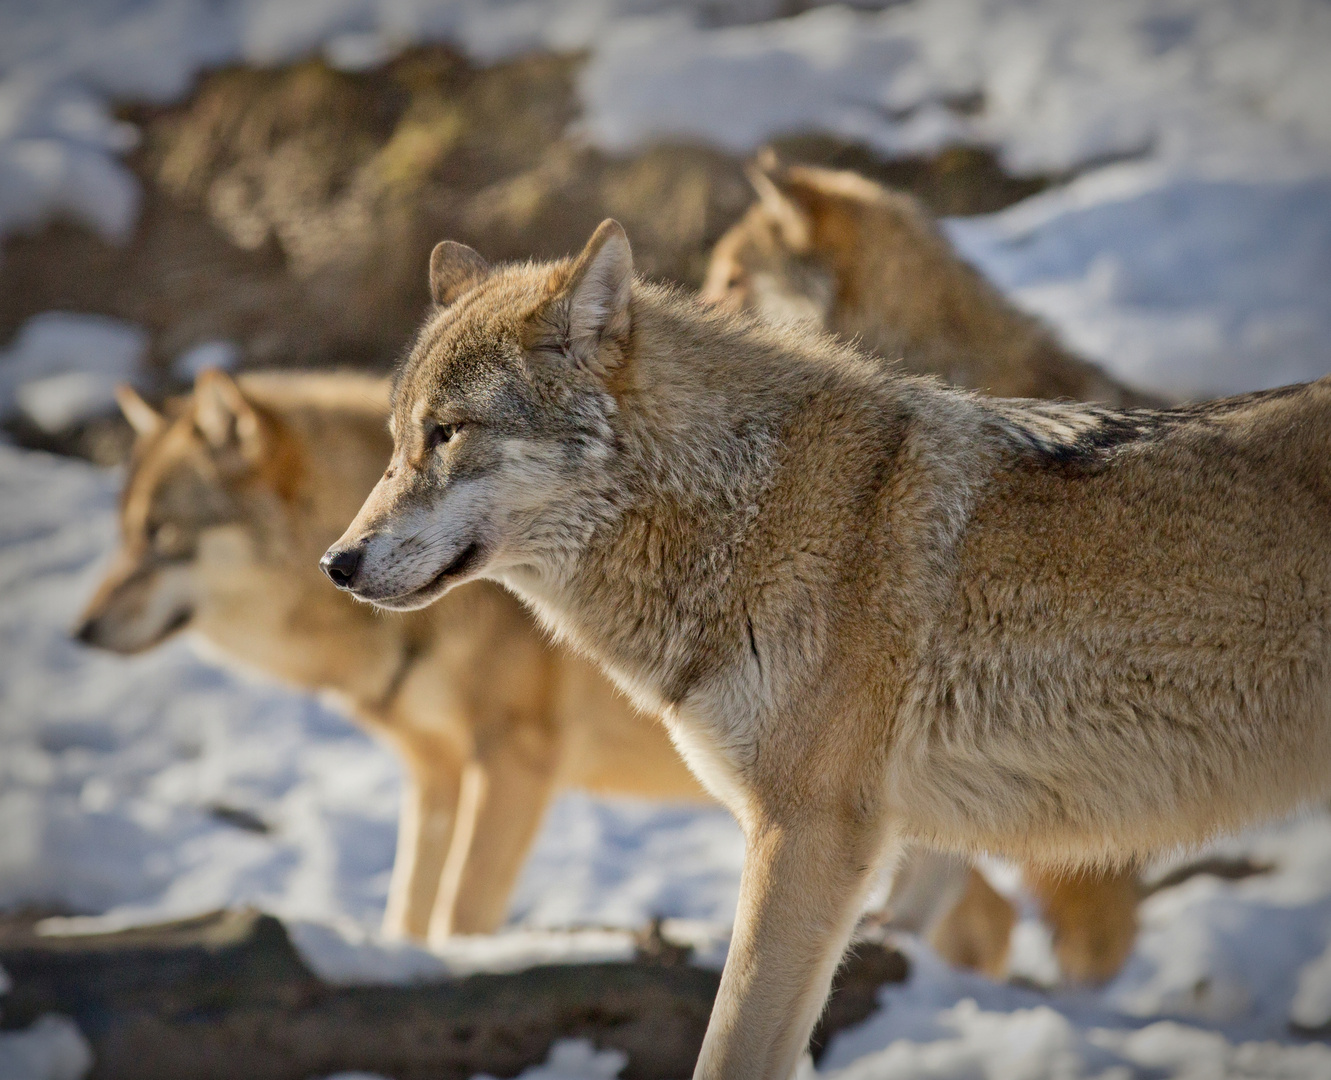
left=320, top=545, right=364, bottom=589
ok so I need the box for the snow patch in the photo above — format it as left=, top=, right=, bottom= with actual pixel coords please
left=287, top=921, right=640, bottom=984
left=172, top=340, right=241, bottom=381
left=0, top=313, right=147, bottom=431
left=0, top=1016, right=93, bottom=1080
left=473, top=1039, right=627, bottom=1080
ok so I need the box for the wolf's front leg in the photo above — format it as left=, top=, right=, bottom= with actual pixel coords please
left=695, top=816, right=889, bottom=1080
left=382, top=751, right=465, bottom=940
left=428, top=731, right=560, bottom=941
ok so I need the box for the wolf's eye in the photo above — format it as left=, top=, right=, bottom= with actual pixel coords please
left=150, top=522, right=184, bottom=554
left=428, top=423, right=459, bottom=450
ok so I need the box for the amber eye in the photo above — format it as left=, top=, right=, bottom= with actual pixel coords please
left=150, top=522, right=185, bottom=555
left=428, top=423, right=459, bottom=450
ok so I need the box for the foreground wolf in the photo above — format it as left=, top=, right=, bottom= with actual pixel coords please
left=326, top=221, right=1331, bottom=1078
left=706, top=161, right=1148, bottom=984
left=76, top=370, right=705, bottom=943
left=703, top=158, right=1155, bottom=406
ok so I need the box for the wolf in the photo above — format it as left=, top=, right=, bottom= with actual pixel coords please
left=702, top=157, right=1157, bottom=407
left=325, top=221, right=1331, bottom=1078
left=75, top=369, right=705, bottom=944
left=705, top=159, right=1148, bottom=984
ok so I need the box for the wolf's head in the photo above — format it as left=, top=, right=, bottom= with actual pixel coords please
left=322, top=221, right=635, bottom=611
left=701, top=158, right=838, bottom=329
left=75, top=371, right=298, bottom=653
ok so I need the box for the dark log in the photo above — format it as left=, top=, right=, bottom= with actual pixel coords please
left=0, top=909, right=907, bottom=1080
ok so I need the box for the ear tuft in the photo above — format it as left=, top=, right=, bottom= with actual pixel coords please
left=194, top=369, right=263, bottom=460
left=429, top=241, right=490, bottom=307
left=564, top=219, right=633, bottom=371
left=115, top=384, right=164, bottom=438
left=745, top=155, right=811, bottom=251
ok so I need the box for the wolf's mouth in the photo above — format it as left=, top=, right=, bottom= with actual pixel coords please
left=426, top=541, right=482, bottom=590
left=160, top=607, right=195, bottom=639
left=354, top=542, right=485, bottom=610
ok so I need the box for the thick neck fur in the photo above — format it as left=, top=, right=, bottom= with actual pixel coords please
left=510, top=284, right=994, bottom=735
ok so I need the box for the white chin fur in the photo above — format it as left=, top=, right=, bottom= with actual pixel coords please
left=352, top=554, right=489, bottom=611
left=357, top=586, right=444, bottom=612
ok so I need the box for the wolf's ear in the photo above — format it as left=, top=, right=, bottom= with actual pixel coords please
left=746, top=155, right=811, bottom=252
left=563, top=219, right=633, bottom=372
left=115, top=385, right=164, bottom=439
left=194, top=369, right=264, bottom=462
left=429, top=241, right=490, bottom=307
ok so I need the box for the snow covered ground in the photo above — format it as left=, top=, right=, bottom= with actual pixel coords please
left=3, top=1, right=1331, bottom=1078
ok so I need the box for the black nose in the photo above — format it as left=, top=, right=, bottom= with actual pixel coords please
left=321, top=546, right=363, bottom=589
left=72, top=619, right=97, bottom=645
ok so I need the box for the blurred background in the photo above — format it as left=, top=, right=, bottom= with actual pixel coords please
left=1, top=2, right=1330, bottom=1078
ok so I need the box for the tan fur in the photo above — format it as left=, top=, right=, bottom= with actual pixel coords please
left=1026, top=866, right=1141, bottom=985
left=76, top=370, right=704, bottom=944
left=928, top=868, right=1017, bottom=979
left=329, top=222, right=1331, bottom=1078
left=703, top=161, right=1158, bottom=406
left=706, top=162, right=1150, bottom=983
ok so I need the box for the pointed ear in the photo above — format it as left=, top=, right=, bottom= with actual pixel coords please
left=193, top=369, right=264, bottom=461
left=746, top=157, right=811, bottom=251
left=429, top=240, right=490, bottom=307
left=564, top=219, right=634, bottom=371
left=115, top=385, right=164, bottom=439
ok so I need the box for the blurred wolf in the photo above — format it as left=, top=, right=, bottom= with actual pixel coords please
left=75, top=369, right=705, bottom=944
left=705, top=158, right=1145, bottom=985
left=703, top=157, right=1157, bottom=406
left=326, top=220, right=1331, bottom=1078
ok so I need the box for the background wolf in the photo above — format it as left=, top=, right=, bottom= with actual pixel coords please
left=327, top=221, right=1331, bottom=1079
left=703, top=157, right=1160, bottom=408
left=75, top=369, right=705, bottom=945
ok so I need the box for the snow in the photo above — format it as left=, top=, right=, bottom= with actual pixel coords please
left=816, top=813, right=1331, bottom=1077
left=2, top=2, right=1331, bottom=1078
left=474, top=1039, right=628, bottom=1080
left=282, top=922, right=638, bottom=983
left=314, top=1038, right=629, bottom=1080
left=0, top=314, right=147, bottom=432
left=1292, top=938, right=1331, bottom=1031
left=944, top=168, right=1331, bottom=398
left=0, top=1015, right=93, bottom=1080
left=172, top=340, right=240, bottom=382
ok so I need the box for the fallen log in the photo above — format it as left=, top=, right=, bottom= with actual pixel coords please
left=0, top=909, right=907, bottom=1080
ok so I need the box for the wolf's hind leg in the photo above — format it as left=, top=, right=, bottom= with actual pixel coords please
left=693, top=816, right=889, bottom=1080
left=427, top=729, right=560, bottom=942
left=1026, top=864, right=1141, bottom=985
left=382, top=749, right=465, bottom=941
left=927, top=866, right=1017, bottom=978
